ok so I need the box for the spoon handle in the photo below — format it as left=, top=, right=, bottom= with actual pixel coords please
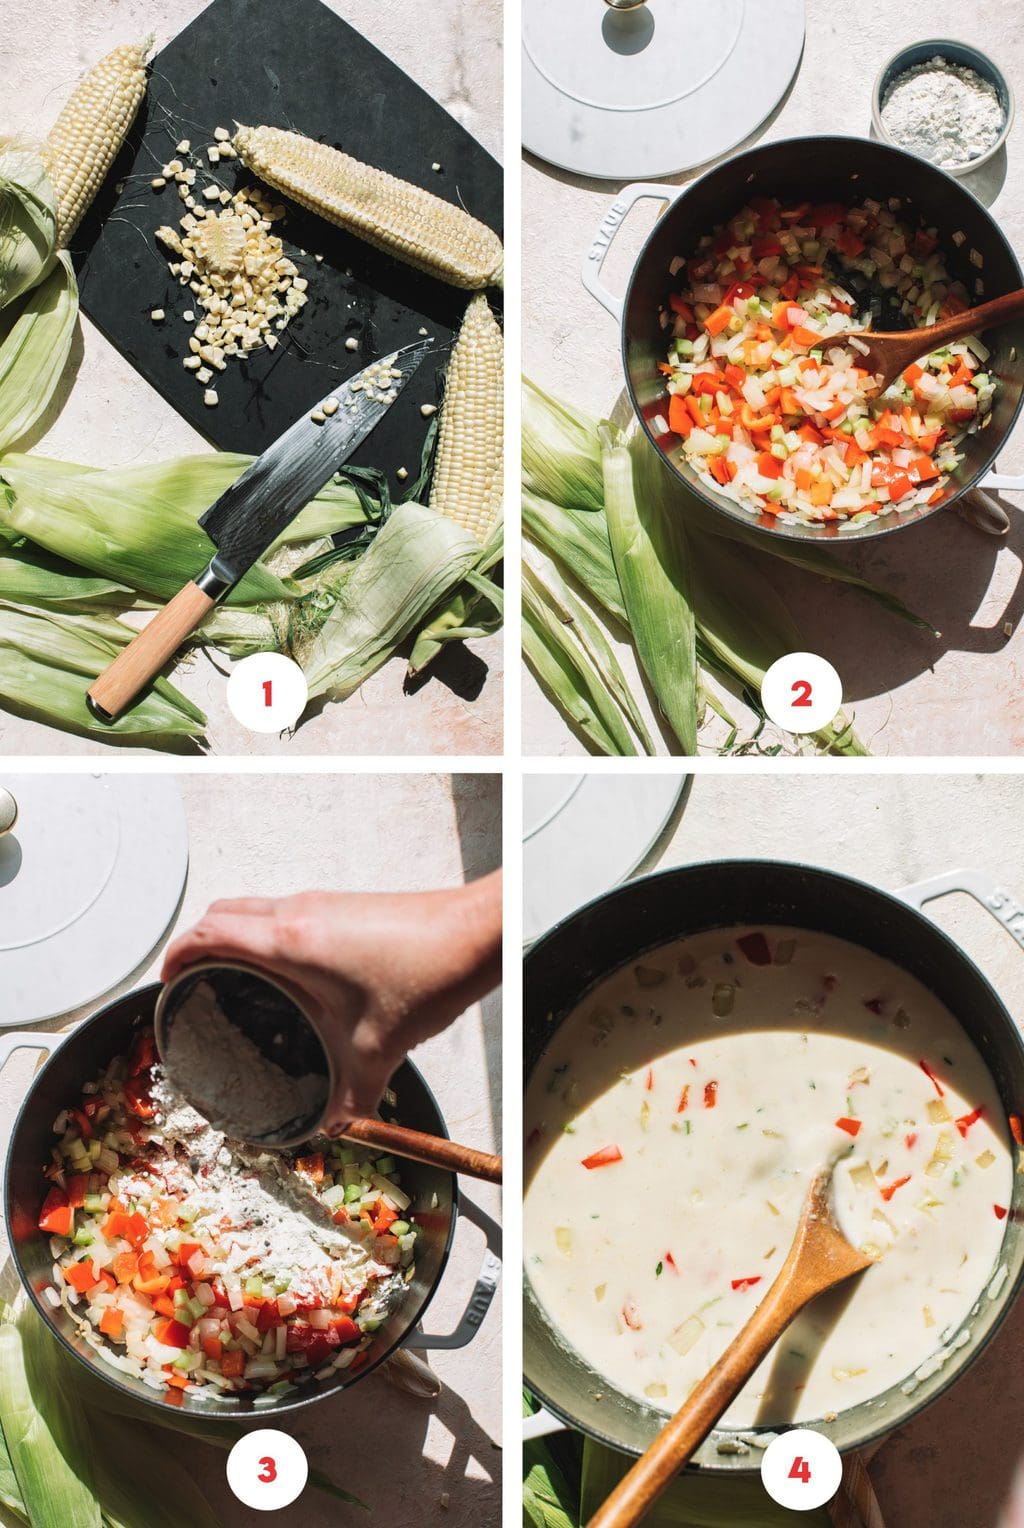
left=925, top=288, right=1024, bottom=349
left=342, top=1116, right=503, bottom=1184
left=585, top=1271, right=817, bottom=1528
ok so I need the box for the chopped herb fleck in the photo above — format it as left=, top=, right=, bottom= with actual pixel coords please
left=656, top=1261, right=664, bottom=1277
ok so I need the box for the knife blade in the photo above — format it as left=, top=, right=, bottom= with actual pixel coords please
left=86, top=339, right=431, bottom=723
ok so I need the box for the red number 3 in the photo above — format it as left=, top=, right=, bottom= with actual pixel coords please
left=791, top=680, right=813, bottom=707
left=262, top=680, right=273, bottom=708
left=258, top=1456, right=277, bottom=1483
left=788, top=1455, right=811, bottom=1483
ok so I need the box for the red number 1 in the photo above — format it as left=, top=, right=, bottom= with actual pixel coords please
left=788, top=1456, right=811, bottom=1484
left=258, top=1456, right=277, bottom=1483
left=791, top=680, right=813, bottom=707
left=262, top=680, right=273, bottom=707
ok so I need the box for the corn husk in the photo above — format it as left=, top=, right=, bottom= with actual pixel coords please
left=0, top=144, right=57, bottom=310
left=0, top=542, right=139, bottom=610
left=407, top=514, right=504, bottom=675
left=603, top=420, right=698, bottom=753
left=0, top=1303, right=99, bottom=1528
left=0, top=601, right=205, bottom=739
left=525, top=548, right=652, bottom=754
left=304, top=502, right=480, bottom=700
left=0, top=452, right=367, bottom=606
left=0, top=253, right=77, bottom=455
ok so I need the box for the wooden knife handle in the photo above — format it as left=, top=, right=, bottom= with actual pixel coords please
left=342, top=1117, right=503, bottom=1185
left=87, top=581, right=215, bottom=722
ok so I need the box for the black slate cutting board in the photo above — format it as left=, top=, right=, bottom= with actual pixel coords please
left=71, top=0, right=503, bottom=479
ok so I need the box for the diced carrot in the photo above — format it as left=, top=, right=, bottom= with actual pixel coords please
left=64, top=1260, right=100, bottom=1293
left=704, top=1081, right=718, bottom=1108
left=668, top=394, right=691, bottom=437
left=677, top=1085, right=690, bottom=1114
left=113, top=1251, right=139, bottom=1285
left=100, top=1210, right=129, bottom=1240
left=810, top=480, right=833, bottom=507
left=220, top=1350, right=246, bottom=1378
left=880, top=1175, right=911, bottom=1202
left=149, top=1199, right=180, bottom=1229
left=99, top=1308, right=124, bottom=1339
left=724, top=363, right=746, bottom=392
left=795, top=467, right=814, bottom=492
left=845, top=442, right=869, bottom=467
left=798, top=422, right=824, bottom=446
left=771, top=301, right=794, bottom=329
left=709, top=455, right=731, bottom=487
left=98, top=1271, right=116, bottom=1293
left=153, top=1294, right=177, bottom=1319
left=927, top=487, right=944, bottom=505
left=657, top=361, right=673, bottom=376
left=823, top=402, right=846, bottom=421
left=780, top=388, right=802, bottom=416
left=704, top=305, right=733, bottom=336
left=763, top=385, right=782, bottom=408
left=874, top=426, right=903, bottom=448
left=791, top=325, right=823, bottom=349
left=134, top=1271, right=171, bottom=1296
left=581, top=1144, right=623, bottom=1169
left=917, top=430, right=943, bottom=453
left=165, top=1372, right=191, bottom=1391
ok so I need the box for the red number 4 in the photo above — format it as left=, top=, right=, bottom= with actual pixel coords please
left=262, top=680, right=273, bottom=708
left=791, top=680, right=813, bottom=707
left=788, top=1456, right=811, bottom=1484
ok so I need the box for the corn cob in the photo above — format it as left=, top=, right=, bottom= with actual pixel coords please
left=233, top=124, right=503, bottom=291
left=429, top=294, right=503, bottom=543
left=41, top=40, right=150, bottom=247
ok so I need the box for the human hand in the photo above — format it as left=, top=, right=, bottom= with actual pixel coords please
left=161, top=871, right=501, bottom=1128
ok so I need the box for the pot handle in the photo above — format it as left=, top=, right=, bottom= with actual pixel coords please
left=523, top=1405, right=568, bottom=1441
left=981, top=470, right=1024, bottom=496
left=900, top=868, right=1024, bottom=952
left=582, top=183, right=679, bottom=323
left=0, top=1029, right=66, bottom=1071
left=405, top=1191, right=501, bottom=1351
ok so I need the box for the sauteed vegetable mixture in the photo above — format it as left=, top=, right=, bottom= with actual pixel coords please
left=662, top=197, right=995, bottom=527
left=37, top=1030, right=420, bottom=1399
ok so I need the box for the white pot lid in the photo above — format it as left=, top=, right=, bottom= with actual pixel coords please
left=0, top=775, right=188, bottom=1025
left=523, top=0, right=805, bottom=180
left=523, top=774, right=687, bottom=946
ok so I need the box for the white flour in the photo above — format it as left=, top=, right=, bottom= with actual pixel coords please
left=881, top=57, right=1004, bottom=168
left=163, top=979, right=327, bottom=1140
left=140, top=1071, right=396, bottom=1306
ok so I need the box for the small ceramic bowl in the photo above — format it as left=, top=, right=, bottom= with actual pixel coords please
left=872, top=39, right=1014, bottom=178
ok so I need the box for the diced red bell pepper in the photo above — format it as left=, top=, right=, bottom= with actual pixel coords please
left=153, top=1294, right=178, bottom=1319
left=910, top=457, right=939, bottom=484
left=154, top=1318, right=191, bottom=1349
left=112, top=1251, right=139, bottom=1284
left=123, top=1077, right=156, bottom=1120
left=65, top=1175, right=90, bottom=1209
left=220, top=1349, right=246, bottom=1378
left=64, top=1260, right=101, bottom=1293
left=1010, top=1114, right=1024, bottom=1147
left=330, top=1315, right=361, bottom=1346
left=128, top=1031, right=157, bottom=1076
left=995, top=1204, right=1008, bottom=1220
left=835, top=1117, right=861, bottom=1136
left=669, top=293, right=694, bottom=321
left=837, top=228, right=865, bottom=258
left=39, top=1188, right=73, bottom=1237
left=919, top=1060, right=944, bottom=1097
left=955, top=1107, right=984, bottom=1138
left=296, top=1153, right=325, bottom=1182
left=676, top=1085, right=690, bottom=1114
left=203, top=1335, right=224, bottom=1361
left=886, top=473, right=914, bottom=503
left=731, top=1276, right=762, bottom=1292
left=756, top=451, right=783, bottom=480
left=704, top=1081, right=718, bottom=1109
left=880, top=1175, right=911, bottom=1202
left=256, top=1301, right=284, bottom=1333
left=71, top=1108, right=93, bottom=1141
left=751, top=236, right=783, bottom=259
left=176, top=1241, right=201, bottom=1268
left=99, top=1307, right=124, bottom=1339
left=581, top=1144, right=623, bottom=1170
left=810, top=202, right=847, bottom=229
left=737, top=931, right=772, bottom=965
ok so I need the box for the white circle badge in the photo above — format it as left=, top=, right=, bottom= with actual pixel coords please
left=227, top=652, right=308, bottom=733
left=760, top=1427, right=843, bottom=1511
left=226, top=1428, right=308, bottom=1511
left=761, top=652, right=843, bottom=735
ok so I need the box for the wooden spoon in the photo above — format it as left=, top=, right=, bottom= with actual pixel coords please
left=586, top=1170, right=873, bottom=1528
left=856, top=288, right=1024, bottom=390
left=341, top=1116, right=502, bottom=1185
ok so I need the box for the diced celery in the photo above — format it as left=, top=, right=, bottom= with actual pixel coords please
left=810, top=349, right=823, bottom=362
left=83, top=1194, right=105, bottom=1213
left=770, top=424, right=785, bottom=442
left=245, top=1275, right=263, bottom=1298
left=275, top=1275, right=292, bottom=1292
left=391, top=1220, right=411, bottom=1237
left=344, top=1183, right=363, bottom=1204
left=72, top=1228, right=93, bottom=1248
left=376, top=1156, right=396, bottom=1176
left=674, top=338, right=694, bottom=358
left=698, top=395, right=711, bottom=414
left=770, top=443, right=788, bottom=461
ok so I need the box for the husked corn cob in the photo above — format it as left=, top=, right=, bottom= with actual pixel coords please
left=41, top=40, right=150, bottom=247
left=429, top=295, right=503, bottom=543
left=234, top=124, right=503, bottom=291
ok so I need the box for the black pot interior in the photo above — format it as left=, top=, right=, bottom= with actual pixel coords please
left=524, top=861, right=1024, bottom=1467
left=5, top=984, right=456, bottom=1419
left=624, top=135, right=1024, bottom=543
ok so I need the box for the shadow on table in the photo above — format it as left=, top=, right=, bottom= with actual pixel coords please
left=755, top=503, right=1024, bottom=708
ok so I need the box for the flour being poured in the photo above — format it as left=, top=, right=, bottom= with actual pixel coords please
left=163, top=978, right=328, bottom=1140
left=881, top=57, right=1005, bottom=168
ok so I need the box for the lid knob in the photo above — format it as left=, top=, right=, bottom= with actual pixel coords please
left=604, top=0, right=648, bottom=7
left=0, top=788, right=17, bottom=837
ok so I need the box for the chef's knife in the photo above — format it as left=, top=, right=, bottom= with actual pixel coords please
left=86, top=339, right=431, bottom=722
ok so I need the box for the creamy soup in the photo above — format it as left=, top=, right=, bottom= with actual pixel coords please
left=524, top=927, right=1013, bottom=1428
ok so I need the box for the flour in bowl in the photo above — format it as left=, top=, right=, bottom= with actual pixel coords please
left=881, top=57, right=1004, bottom=168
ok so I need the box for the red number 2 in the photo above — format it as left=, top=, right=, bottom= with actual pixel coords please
left=258, top=1456, right=277, bottom=1483
left=788, top=1456, right=811, bottom=1484
left=791, top=680, right=813, bottom=708
left=262, top=680, right=273, bottom=708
